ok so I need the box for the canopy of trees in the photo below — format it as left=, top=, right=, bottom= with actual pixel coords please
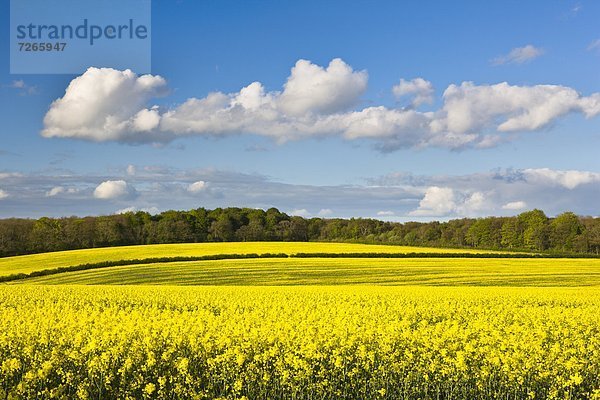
left=1, top=208, right=599, bottom=257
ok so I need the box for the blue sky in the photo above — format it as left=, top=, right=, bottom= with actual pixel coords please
left=1, top=0, right=599, bottom=219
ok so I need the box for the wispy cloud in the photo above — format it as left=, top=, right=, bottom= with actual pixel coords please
left=0, top=166, right=599, bottom=220
left=377, top=210, right=395, bottom=217
left=491, top=45, right=544, bottom=65
left=588, top=39, right=600, bottom=52
left=4, top=79, right=38, bottom=95
left=0, top=150, right=20, bottom=157
left=10, top=80, right=26, bottom=89
left=502, top=201, right=527, bottom=210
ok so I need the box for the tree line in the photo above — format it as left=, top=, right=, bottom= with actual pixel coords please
left=1, top=207, right=599, bottom=257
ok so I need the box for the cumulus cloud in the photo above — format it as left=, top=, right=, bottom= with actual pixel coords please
left=523, top=168, right=600, bottom=189
left=458, top=191, right=487, bottom=213
left=409, top=188, right=491, bottom=217
left=41, top=60, right=600, bottom=151
left=42, top=68, right=168, bottom=142
left=0, top=189, right=8, bottom=199
left=278, top=58, right=368, bottom=116
left=93, top=180, right=136, bottom=200
left=393, top=78, right=434, bottom=107
left=502, top=201, right=527, bottom=210
left=187, top=180, right=207, bottom=193
left=375, top=167, right=600, bottom=218
left=409, top=187, right=456, bottom=217
left=491, top=45, right=544, bottom=65
left=431, top=82, right=600, bottom=135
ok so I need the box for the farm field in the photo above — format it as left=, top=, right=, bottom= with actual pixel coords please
left=17, top=257, right=600, bottom=286
left=0, top=242, right=502, bottom=277
left=2, top=242, right=600, bottom=399
left=2, top=285, right=600, bottom=399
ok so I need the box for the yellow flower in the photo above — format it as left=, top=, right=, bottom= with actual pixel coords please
left=144, top=383, right=156, bottom=395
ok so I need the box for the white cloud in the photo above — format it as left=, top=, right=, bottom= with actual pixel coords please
left=116, top=206, right=159, bottom=215
left=42, top=67, right=168, bottom=141
left=41, top=60, right=600, bottom=151
left=588, top=39, right=600, bottom=51
left=317, top=208, right=333, bottom=217
left=126, top=165, right=136, bottom=176
left=46, top=186, right=65, bottom=197
left=492, top=45, right=544, bottom=65
left=115, top=206, right=137, bottom=214
left=10, top=80, right=26, bottom=89
left=0, top=189, right=8, bottom=199
left=502, top=201, right=527, bottom=210
left=93, top=180, right=135, bottom=200
left=409, top=187, right=456, bottom=217
left=187, top=180, right=207, bottom=193
left=132, top=107, right=161, bottom=132
left=432, top=82, right=600, bottom=135
left=0, top=172, right=22, bottom=180
left=409, top=188, right=491, bottom=217
left=377, top=210, right=395, bottom=216
left=1, top=166, right=600, bottom=219
left=46, top=186, right=78, bottom=197
left=375, top=167, right=600, bottom=218
left=6, top=79, right=37, bottom=95
left=278, top=58, right=368, bottom=116
left=523, top=168, right=600, bottom=189
left=159, top=59, right=371, bottom=143
left=459, top=191, right=487, bottom=213
left=392, top=78, right=434, bottom=107
left=289, top=209, right=311, bottom=217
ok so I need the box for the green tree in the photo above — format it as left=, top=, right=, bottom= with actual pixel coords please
left=210, top=214, right=235, bottom=242
left=550, top=212, right=583, bottom=252
left=466, top=219, right=492, bottom=248
left=236, top=219, right=265, bottom=241
left=500, top=218, right=522, bottom=249
left=148, top=211, right=196, bottom=243
left=0, top=219, right=33, bottom=256
left=288, top=217, right=308, bottom=241
left=518, top=210, right=549, bottom=251
left=581, top=217, right=600, bottom=255
left=28, top=217, right=64, bottom=253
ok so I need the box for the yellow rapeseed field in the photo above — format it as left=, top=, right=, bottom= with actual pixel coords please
left=1, top=285, right=600, bottom=399
left=17, top=257, right=600, bottom=286
left=2, top=243, right=600, bottom=399
left=0, top=242, right=502, bottom=277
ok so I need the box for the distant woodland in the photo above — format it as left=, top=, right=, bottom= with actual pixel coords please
left=1, top=208, right=599, bottom=257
